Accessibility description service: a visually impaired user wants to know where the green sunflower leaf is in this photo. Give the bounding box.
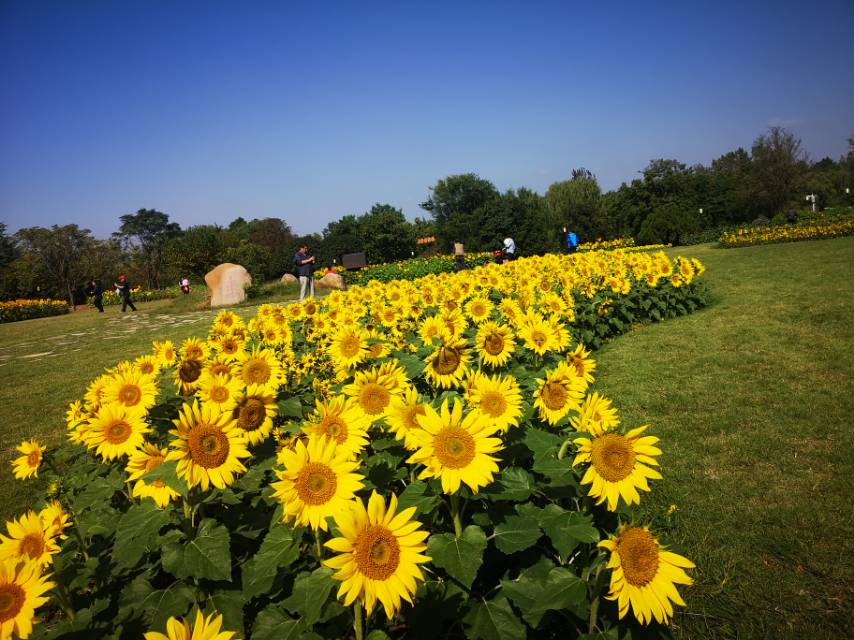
[141,459,189,497]
[397,353,427,379]
[397,481,440,517]
[242,524,302,599]
[493,514,541,554]
[501,565,587,627]
[277,396,304,419]
[282,567,336,627]
[112,501,171,569]
[538,505,599,558]
[427,525,487,589]
[462,595,527,640]
[484,467,534,502]
[161,518,231,582]
[251,604,304,640]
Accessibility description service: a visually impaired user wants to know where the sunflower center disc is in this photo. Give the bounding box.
[323,418,347,441]
[340,335,361,358]
[20,533,44,560]
[433,347,461,375]
[541,382,568,410]
[360,383,390,415]
[590,434,636,482]
[107,421,132,444]
[405,405,426,429]
[238,398,265,431]
[244,360,271,384]
[355,525,401,580]
[119,384,142,406]
[210,387,229,403]
[297,463,337,505]
[27,451,41,466]
[531,331,547,347]
[480,391,507,417]
[484,334,505,355]
[616,527,660,586]
[0,584,25,623]
[223,341,238,354]
[435,427,476,469]
[139,362,154,374]
[189,426,230,468]
[179,360,203,383]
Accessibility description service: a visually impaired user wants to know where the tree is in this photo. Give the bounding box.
[167,225,227,280]
[358,204,415,263]
[545,170,605,243]
[750,127,808,216]
[15,225,94,307]
[114,209,182,289]
[421,174,499,250]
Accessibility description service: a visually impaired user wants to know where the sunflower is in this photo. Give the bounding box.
[474,321,516,368]
[408,399,503,494]
[174,357,205,396]
[517,315,557,356]
[208,333,245,360]
[126,443,181,508]
[467,373,523,433]
[329,327,370,370]
[301,396,371,459]
[533,366,584,425]
[0,512,59,568]
[573,426,662,511]
[439,308,467,338]
[101,369,158,413]
[464,296,493,324]
[235,346,283,391]
[424,336,471,390]
[343,363,407,423]
[0,557,54,640]
[83,373,111,409]
[567,343,596,385]
[179,337,209,362]
[598,524,695,625]
[134,354,162,377]
[38,501,70,539]
[324,491,430,619]
[167,400,250,491]
[195,372,242,412]
[231,384,278,446]
[386,386,428,450]
[418,315,448,345]
[85,403,151,460]
[144,610,237,640]
[272,437,364,531]
[570,392,620,436]
[11,440,45,480]
[152,340,176,367]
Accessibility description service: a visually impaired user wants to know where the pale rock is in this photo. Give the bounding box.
[315,273,346,290]
[205,263,252,307]
[280,273,298,284]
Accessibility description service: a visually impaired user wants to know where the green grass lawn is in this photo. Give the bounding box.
[0,239,851,638]
[595,238,854,639]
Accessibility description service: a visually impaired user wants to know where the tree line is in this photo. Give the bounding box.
[1,127,851,305]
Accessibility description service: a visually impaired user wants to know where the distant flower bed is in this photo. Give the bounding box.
[719,219,854,248]
[345,253,494,286]
[97,286,182,306]
[0,299,69,323]
[577,237,636,252]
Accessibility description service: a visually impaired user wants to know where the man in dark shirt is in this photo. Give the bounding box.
[114,275,137,312]
[88,279,104,312]
[294,245,316,301]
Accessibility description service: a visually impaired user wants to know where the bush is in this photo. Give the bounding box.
[637,204,699,245]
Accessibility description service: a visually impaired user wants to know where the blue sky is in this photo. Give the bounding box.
[1,0,852,238]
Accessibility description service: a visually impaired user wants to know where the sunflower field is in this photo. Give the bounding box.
[344,253,494,287]
[0,299,69,324]
[718,218,854,248]
[5,250,707,640]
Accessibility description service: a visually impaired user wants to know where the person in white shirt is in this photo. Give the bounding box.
[503,237,516,260]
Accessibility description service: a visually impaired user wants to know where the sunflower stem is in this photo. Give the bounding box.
[315,531,324,561]
[588,595,600,633]
[557,438,573,460]
[449,494,463,538]
[353,600,364,640]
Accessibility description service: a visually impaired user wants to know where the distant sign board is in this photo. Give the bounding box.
[341,252,367,270]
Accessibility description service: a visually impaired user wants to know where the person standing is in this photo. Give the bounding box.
[114,275,137,312]
[502,236,516,261]
[180,277,190,294]
[294,244,316,301]
[88,279,104,313]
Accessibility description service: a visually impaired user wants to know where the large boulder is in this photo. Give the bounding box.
[315,273,346,290]
[280,273,298,284]
[205,263,252,307]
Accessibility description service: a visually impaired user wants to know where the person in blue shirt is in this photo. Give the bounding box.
[566,231,579,253]
[294,245,316,300]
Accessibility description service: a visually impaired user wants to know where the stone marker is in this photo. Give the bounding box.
[205,263,252,307]
[280,273,298,284]
[315,273,346,290]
